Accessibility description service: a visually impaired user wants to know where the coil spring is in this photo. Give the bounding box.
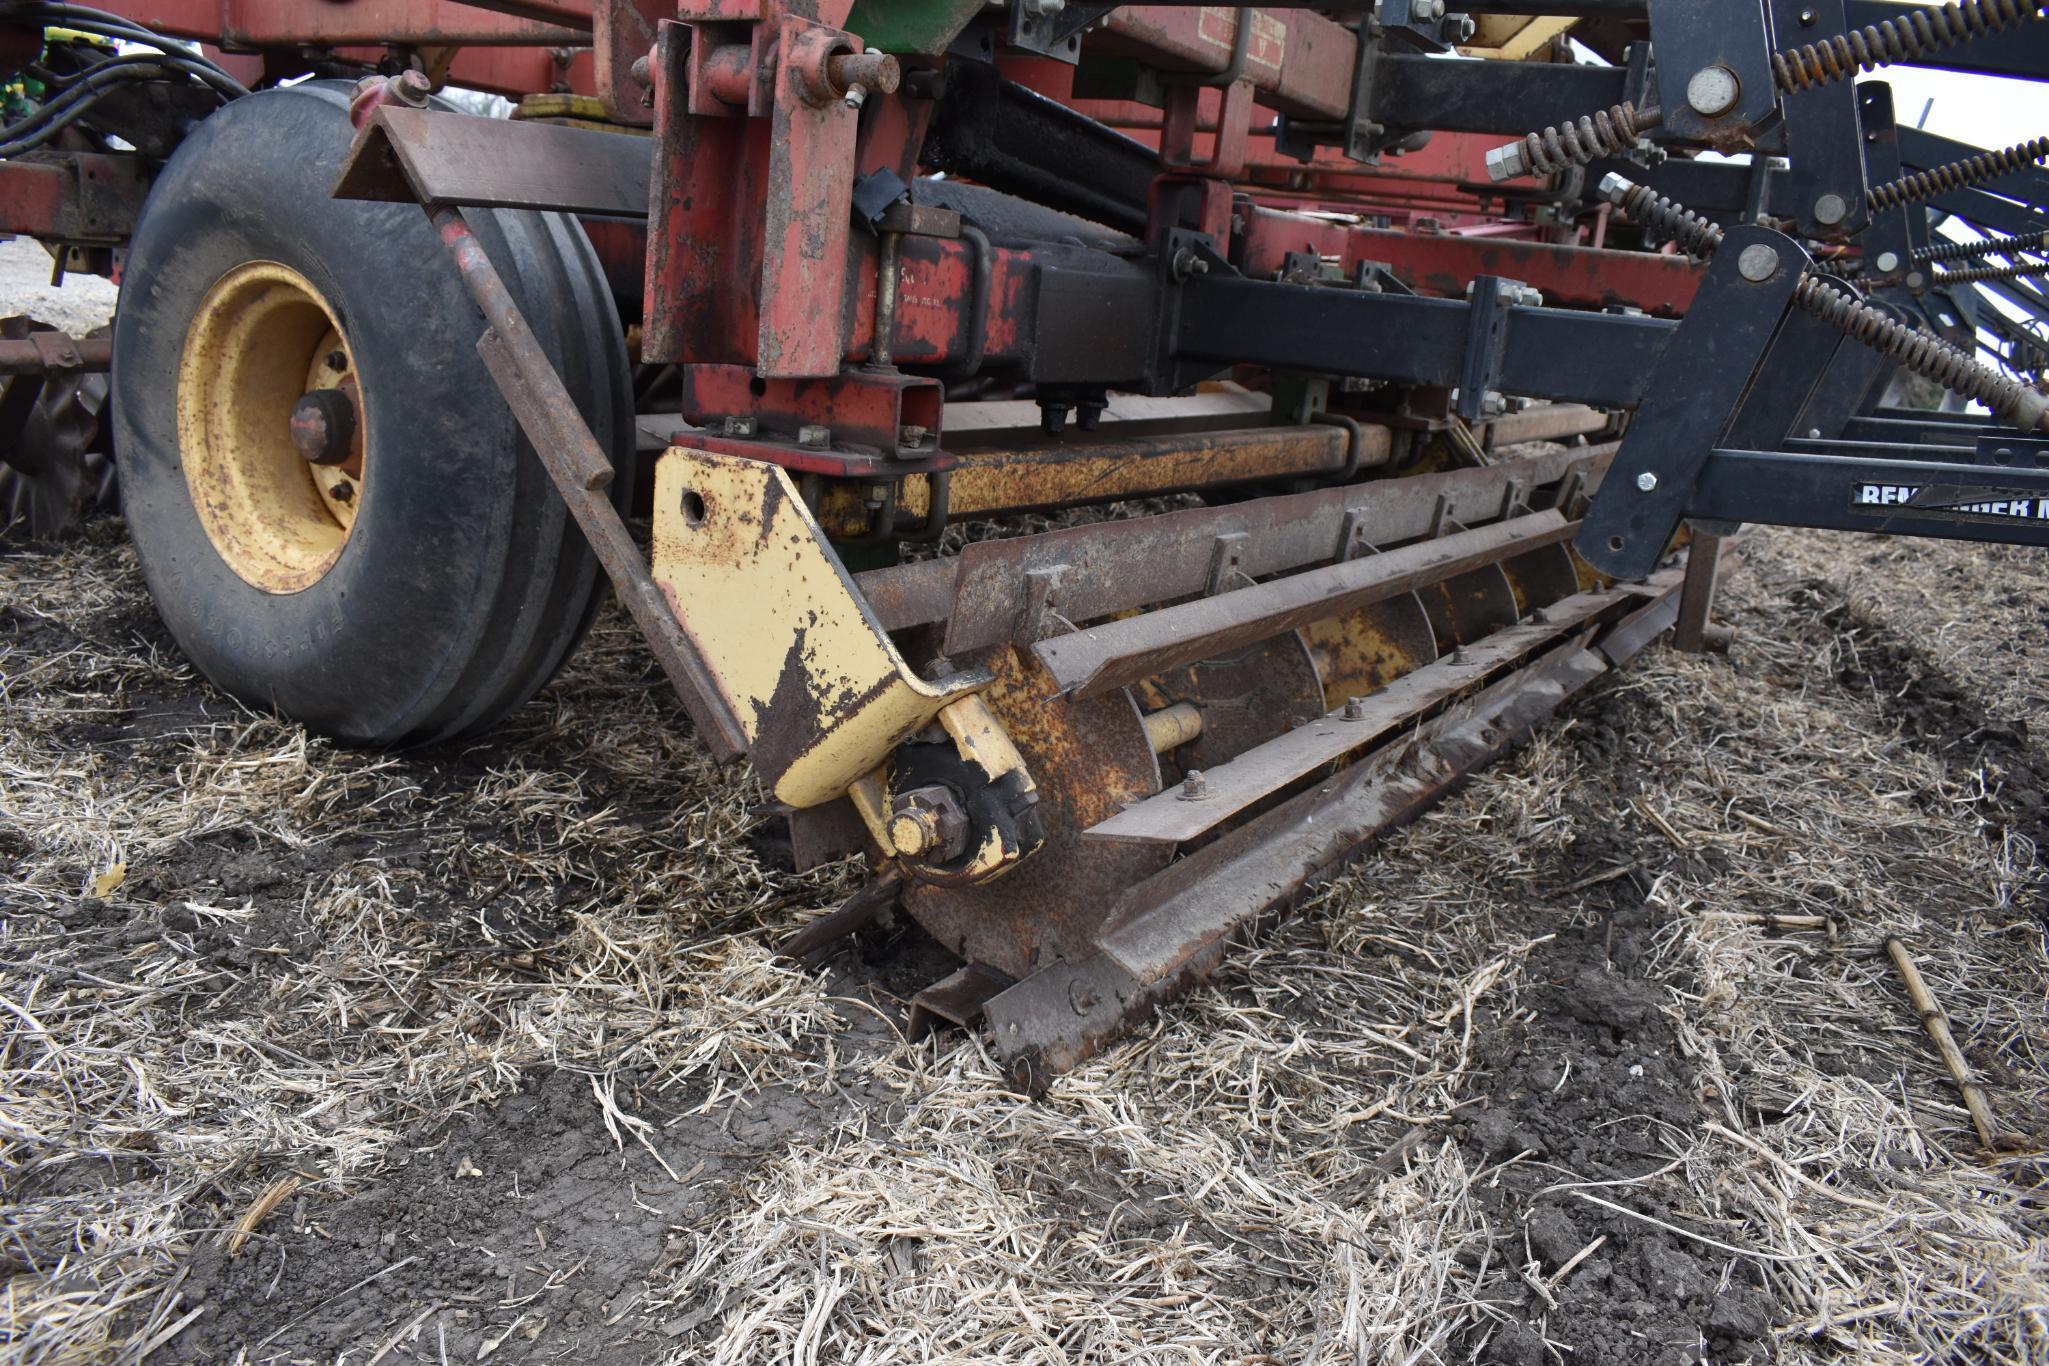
[1502,102,1650,177]
[1613,183,1726,258]
[1603,175,2049,430]
[1773,0,2046,92]
[1914,229,2049,264]
[1932,258,2049,285]
[1868,135,2049,212]
[1791,274,2047,427]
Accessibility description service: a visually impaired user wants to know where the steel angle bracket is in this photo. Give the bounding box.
[333,104,653,217]
[1577,224,1808,580]
[649,445,993,808]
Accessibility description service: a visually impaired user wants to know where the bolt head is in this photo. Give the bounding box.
[1485,143,1527,183]
[1874,251,1901,273]
[1685,64,1740,118]
[392,70,433,107]
[1736,243,1781,283]
[796,423,831,449]
[898,423,928,449]
[722,415,757,437]
[1812,192,1848,226]
[1635,471,1659,492]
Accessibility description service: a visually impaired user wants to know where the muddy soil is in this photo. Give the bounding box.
[8,509,2047,1362]
[1456,882,1772,1366]
[171,1053,894,1361]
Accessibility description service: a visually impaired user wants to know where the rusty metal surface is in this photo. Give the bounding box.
[780,874,900,960]
[784,797,869,872]
[1674,530,1730,652]
[335,105,652,214]
[134,0,591,46]
[1131,632,1325,780]
[983,632,1635,1093]
[1084,571,1677,848]
[935,422,1360,520]
[1417,560,1521,649]
[907,963,1017,1041]
[436,207,747,760]
[1497,541,1584,617]
[913,446,1614,649]
[1095,6,1359,121]
[1597,544,1745,663]
[1033,510,1577,701]
[0,154,150,244]
[902,646,1169,980]
[1483,403,1615,449]
[982,945,1215,1097]
[1301,594,1439,713]
[758,15,861,377]
[0,332,111,377]
[592,0,665,126]
[1091,641,1615,990]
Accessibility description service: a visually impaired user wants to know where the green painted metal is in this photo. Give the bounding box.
[842,0,986,55]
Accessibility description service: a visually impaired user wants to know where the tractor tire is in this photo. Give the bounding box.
[111,81,632,747]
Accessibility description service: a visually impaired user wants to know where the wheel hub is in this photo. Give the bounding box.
[177,262,367,593]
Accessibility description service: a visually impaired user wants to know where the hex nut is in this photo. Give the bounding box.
[1635,471,1659,492]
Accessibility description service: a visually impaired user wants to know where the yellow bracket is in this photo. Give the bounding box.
[650,445,988,808]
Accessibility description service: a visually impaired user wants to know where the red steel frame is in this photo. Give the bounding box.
[7,2,1704,445]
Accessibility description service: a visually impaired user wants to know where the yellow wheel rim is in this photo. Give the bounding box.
[177,262,366,593]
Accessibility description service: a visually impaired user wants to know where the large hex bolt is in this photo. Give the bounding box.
[887,784,968,862]
[289,389,359,466]
[348,69,432,131]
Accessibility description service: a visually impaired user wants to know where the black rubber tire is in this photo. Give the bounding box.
[112,82,632,747]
